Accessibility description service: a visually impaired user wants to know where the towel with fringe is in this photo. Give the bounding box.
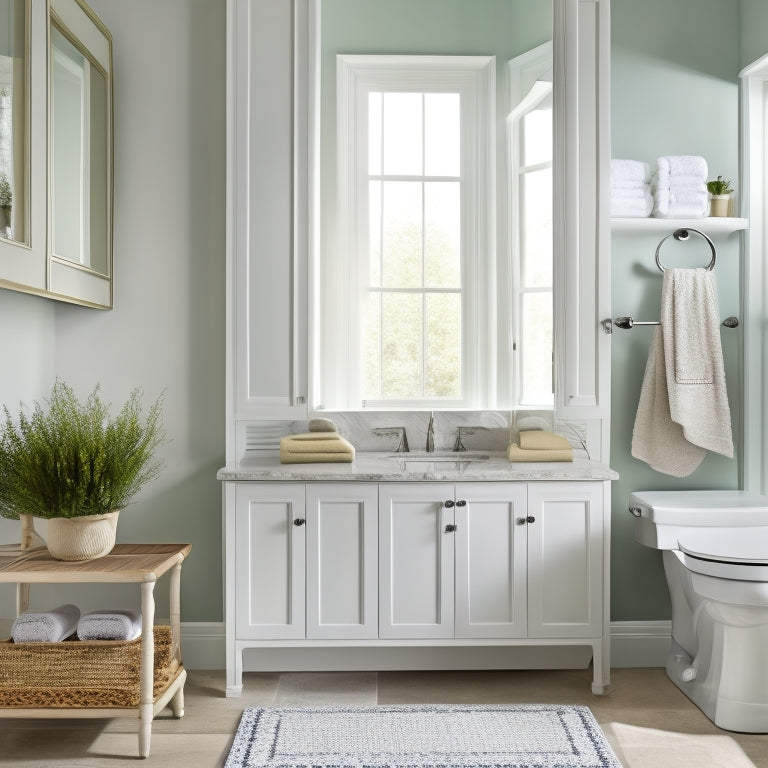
[280,432,355,463]
[631,268,733,476]
[77,608,142,641]
[12,604,80,643]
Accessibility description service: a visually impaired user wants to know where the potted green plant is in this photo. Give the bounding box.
[706,175,734,217]
[0,381,166,561]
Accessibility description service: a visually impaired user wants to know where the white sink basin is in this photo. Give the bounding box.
[385,452,490,462]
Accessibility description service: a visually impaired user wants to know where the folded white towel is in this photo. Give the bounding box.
[612,186,652,199]
[656,155,708,184]
[631,269,732,476]
[611,159,651,186]
[653,188,709,218]
[655,175,708,191]
[77,608,142,641]
[612,191,653,217]
[12,604,80,643]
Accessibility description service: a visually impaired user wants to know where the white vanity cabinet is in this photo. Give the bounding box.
[378,483,527,640]
[224,474,612,697]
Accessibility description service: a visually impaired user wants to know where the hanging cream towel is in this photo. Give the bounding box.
[631,268,733,477]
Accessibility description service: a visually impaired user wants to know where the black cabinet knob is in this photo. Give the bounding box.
[293,518,306,526]
[445,524,457,533]
[456,500,466,507]
[527,515,535,524]
[444,500,455,507]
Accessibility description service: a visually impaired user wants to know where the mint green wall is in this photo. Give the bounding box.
[740,0,768,70]
[610,0,742,620]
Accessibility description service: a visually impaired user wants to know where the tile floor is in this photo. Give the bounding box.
[0,667,766,767]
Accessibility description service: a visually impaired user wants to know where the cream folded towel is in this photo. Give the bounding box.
[12,604,80,643]
[631,268,732,476]
[507,444,573,462]
[519,430,571,451]
[77,609,142,641]
[280,433,355,464]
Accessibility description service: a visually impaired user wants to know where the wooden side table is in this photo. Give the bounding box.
[0,543,192,758]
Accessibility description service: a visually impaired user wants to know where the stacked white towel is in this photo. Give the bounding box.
[77,608,143,641]
[653,155,709,218]
[611,159,653,218]
[12,604,80,643]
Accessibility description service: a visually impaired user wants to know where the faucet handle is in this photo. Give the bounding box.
[373,426,410,453]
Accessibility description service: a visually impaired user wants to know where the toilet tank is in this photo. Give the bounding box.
[630,490,768,562]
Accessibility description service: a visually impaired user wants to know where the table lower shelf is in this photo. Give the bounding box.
[0,666,186,719]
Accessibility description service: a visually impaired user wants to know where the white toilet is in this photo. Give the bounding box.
[630,489,768,733]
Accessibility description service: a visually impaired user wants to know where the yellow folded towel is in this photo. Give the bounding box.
[507,443,573,462]
[519,430,572,451]
[279,433,355,464]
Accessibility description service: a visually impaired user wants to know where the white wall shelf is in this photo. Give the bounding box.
[611,217,748,236]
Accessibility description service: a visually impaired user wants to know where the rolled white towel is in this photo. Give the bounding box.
[656,156,708,188]
[12,604,80,643]
[77,608,142,641]
[611,159,651,187]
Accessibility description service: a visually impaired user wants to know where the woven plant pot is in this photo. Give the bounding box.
[46,510,120,561]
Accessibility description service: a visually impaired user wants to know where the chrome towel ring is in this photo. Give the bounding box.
[654,228,717,272]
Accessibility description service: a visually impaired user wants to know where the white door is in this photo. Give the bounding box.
[454,483,528,638]
[306,483,378,639]
[234,483,306,639]
[526,482,603,638]
[379,483,454,638]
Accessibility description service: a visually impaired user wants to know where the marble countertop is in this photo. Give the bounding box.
[217,452,619,482]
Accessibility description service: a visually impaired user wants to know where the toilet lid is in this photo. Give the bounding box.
[677,528,768,564]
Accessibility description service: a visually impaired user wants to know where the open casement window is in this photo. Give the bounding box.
[508,43,554,408]
[332,55,495,410]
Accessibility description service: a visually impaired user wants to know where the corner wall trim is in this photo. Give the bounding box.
[181,621,671,670]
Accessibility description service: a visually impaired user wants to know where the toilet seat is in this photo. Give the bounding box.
[677,548,768,582]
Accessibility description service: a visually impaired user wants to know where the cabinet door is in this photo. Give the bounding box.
[454,483,528,639]
[526,482,603,638]
[379,483,454,639]
[234,483,305,639]
[305,483,378,639]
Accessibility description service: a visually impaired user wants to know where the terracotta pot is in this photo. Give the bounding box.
[46,510,120,561]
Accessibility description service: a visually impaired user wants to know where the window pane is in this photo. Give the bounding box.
[381,292,423,398]
[522,168,552,288]
[0,0,27,243]
[382,92,422,176]
[426,292,461,398]
[424,181,460,289]
[424,93,460,177]
[369,180,381,286]
[521,291,553,405]
[363,292,382,398]
[382,180,422,288]
[368,92,382,175]
[522,93,552,167]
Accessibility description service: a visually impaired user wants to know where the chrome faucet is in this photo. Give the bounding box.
[373,426,409,453]
[426,412,435,453]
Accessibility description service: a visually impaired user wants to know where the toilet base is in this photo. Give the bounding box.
[667,639,768,733]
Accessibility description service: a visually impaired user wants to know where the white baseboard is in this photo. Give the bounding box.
[181,621,672,671]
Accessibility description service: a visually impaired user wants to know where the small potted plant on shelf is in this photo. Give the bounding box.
[0,381,166,561]
[706,175,734,217]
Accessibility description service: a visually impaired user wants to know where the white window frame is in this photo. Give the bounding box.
[507,43,553,408]
[331,54,495,410]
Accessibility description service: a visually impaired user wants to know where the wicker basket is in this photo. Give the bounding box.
[0,625,179,708]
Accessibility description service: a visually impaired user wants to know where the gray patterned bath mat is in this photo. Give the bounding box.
[225,704,622,768]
